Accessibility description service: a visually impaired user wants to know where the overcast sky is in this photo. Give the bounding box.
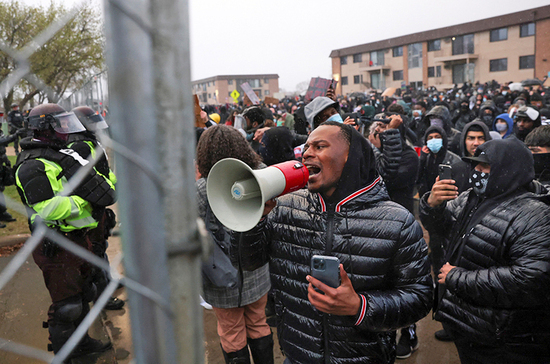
[18,0,550,91]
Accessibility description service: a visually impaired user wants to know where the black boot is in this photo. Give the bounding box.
[221,345,251,364]
[248,332,274,364]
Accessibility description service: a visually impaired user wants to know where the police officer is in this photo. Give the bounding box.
[69,106,123,310]
[0,128,25,227]
[14,103,116,358]
[7,103,24,155]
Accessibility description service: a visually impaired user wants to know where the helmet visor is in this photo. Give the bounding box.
[52,112,86,134]
[85,113,109,131]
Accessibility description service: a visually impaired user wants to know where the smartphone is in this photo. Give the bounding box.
[439,164,453,181]
[311,255,340,289]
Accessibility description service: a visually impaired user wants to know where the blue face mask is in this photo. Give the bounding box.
[427,138,443,153]
[415,110,422,117]
[326,113,343,123]
[495,122,508,132]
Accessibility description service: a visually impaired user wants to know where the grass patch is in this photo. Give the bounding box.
[0,155,30,237]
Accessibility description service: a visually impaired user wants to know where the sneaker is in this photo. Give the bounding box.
[395,329,419,359]
[434,329,453,341]
[104,297,125,310]
[0,212,16,222]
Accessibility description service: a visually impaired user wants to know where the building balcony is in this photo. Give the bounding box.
[359,63,391,72]
[434,54,478,63]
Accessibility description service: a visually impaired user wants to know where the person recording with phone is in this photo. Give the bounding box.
[231,121,433,364]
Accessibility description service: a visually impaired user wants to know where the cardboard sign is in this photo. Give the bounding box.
[194,94,205,128]
[264,96,279,105]
[240,82,261,105]
[305,77,338,102]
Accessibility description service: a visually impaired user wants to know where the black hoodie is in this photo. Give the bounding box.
[450,120,492,193]
[417,126,461,197]
[325,125,379,205]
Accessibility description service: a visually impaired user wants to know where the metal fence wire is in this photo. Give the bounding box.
[0,0,203,363]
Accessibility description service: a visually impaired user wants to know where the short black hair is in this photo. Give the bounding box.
[525,125,550,148]
[318,121,352,145]
[415,101,427,110]
[242,106,265,125]
[468,125,485,133]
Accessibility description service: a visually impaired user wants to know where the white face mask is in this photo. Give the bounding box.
[495,123,507,132]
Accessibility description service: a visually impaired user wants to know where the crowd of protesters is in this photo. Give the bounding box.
[196,78,550,364]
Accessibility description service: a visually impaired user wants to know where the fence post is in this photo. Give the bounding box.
[102,0,179,362]
[149,0,205,362]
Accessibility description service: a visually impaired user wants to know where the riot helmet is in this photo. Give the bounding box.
[71,106,109,132]
[27,103,86,134]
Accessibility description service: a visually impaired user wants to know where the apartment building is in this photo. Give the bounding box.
[330,5,550,95]
[192,74,279,104]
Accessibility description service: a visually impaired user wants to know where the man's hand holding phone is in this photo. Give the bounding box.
[307,264,361,316]
[427,175,458,208]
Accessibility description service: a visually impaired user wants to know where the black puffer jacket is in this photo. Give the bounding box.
[235,183,432,364]
[233,127,432,364]
[420,138,550,350]
[373,128,419,213]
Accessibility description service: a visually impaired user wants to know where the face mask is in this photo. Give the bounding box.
[502,91,508,96]
[415,110,422,117]
[495,123,508,132]
[433,97,438,102]
[326,113,343,123]
[430,118,444,128]
[482,115,493,125]
[483,98,487,102]
[426,138,443,153]
[469,169,490,196]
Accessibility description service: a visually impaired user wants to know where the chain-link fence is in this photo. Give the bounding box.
[0,0,202,363]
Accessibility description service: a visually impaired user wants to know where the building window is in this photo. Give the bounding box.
[207,82,210,87]
[265,90,270,95]
[393,70,403,81]
[427,39,441,52]
[353,53,362,63]
[436,65,441,77]
[520,22,535,37]
[392,46,403,57]
[354,75,361,84]
[408,43,422,69]
[341,76,348,85]
[249,79,260,88]
[370,50,384,66]
[490,58,508,72]
[428,67,435,78]
[228,91,232,97]
[340,56,348,65]
[519,55,535,69]
[452,34,474,55]
[208,93,211,99]
[490,28,508,42]
[228,79,233,85]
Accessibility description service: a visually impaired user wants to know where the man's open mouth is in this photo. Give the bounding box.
[306,165,321,177]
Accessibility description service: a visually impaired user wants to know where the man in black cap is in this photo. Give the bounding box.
[420,137,550,363]
[514,105,540,142]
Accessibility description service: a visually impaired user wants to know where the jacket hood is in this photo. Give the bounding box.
[423,125,449,151]
[492,113,514,139]
[325,127,380,206]
[465,137,534,198]
[460,119,492,156]
[304,97,338,129]
[425,106,452,135]
[478,101,497,128]
[258,127,295,166]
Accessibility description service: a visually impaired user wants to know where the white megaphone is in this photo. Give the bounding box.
[206,158,309,232]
